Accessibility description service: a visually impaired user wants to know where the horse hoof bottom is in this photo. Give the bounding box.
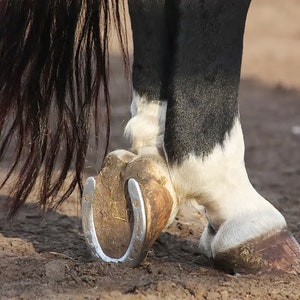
[81,150,176,267]
[214,230,300,275]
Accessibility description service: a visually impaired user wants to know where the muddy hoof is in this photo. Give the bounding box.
[81,150,176,267]
[214,230,300,275]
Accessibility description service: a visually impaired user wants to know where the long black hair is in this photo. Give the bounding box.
[0,0,129,217]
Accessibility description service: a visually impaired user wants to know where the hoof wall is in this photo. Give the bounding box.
[214,230,300,275]
[81,150,175,267]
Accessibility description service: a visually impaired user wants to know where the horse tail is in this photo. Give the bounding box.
[0,0,129,217]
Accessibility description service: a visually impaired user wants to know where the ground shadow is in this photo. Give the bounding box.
[0,195,90,260]
[0,194,212,269]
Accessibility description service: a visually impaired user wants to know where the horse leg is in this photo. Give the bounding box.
[164,0,300,274]
[82,1,178,264]
[125,0,167,156]
[124,0,179,222]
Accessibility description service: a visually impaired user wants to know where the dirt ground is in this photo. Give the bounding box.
[1,1,300,299]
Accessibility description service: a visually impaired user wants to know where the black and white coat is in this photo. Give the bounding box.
[125,0,286,259]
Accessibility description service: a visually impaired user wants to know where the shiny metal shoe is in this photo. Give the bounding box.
[81,150,177,267]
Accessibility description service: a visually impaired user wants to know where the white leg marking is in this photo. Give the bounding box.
[124,90,167,155]
[124,91,178,226]
[169,117,287,257]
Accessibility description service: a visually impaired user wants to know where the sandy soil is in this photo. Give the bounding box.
[1,1,300,299]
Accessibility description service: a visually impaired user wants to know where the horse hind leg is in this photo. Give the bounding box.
[164,0,300,274]
[124,0,167,157]
[124,0,179,223]
[82,1,179,264]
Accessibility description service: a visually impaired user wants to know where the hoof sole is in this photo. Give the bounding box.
[82,150,176,267]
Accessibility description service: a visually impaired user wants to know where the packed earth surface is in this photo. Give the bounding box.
[1,1,300,299]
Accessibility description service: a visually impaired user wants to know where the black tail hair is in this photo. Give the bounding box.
[0,0,129,217]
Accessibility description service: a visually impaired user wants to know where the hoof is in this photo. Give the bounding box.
[81,150,176,267]
[214,230,300,275]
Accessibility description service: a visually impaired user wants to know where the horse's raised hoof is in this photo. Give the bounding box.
[214,230,300,275]
[81,150,176,267]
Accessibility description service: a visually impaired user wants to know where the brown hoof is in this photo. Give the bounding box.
[82,150,176,267]
[214,230,300,275]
